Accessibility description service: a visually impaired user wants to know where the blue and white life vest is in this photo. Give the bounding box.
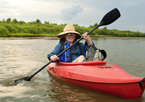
[59,42,86,62]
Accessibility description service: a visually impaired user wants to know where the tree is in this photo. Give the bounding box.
[6,18,11,23]
[19,21,26,24]
[12,18,18,23]
[36,19,41,24]
[44,21,49,24]
[28,21,36,24]
[103,27,107,30]
[2,19,5,23]
[89,23,98,28]
[94,23,98,27]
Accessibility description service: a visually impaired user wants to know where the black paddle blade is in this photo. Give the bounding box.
[99,8,121,26]
[11,76,31,85]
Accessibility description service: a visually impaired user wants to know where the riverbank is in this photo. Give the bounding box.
[1,35,145,40]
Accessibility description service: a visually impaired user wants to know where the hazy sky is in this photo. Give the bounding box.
[0,0,145,33]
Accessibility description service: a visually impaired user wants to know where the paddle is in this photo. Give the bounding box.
[12,8,121,85]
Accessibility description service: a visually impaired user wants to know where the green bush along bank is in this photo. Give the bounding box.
[0,18,145,37]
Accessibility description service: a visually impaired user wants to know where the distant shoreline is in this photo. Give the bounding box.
[0,36,145,40]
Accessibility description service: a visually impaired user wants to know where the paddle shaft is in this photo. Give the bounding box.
[27,61,52,79]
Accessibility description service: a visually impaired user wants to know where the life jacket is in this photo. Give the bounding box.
[59,41,86,62]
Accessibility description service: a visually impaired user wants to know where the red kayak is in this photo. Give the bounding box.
[47,61,145,99]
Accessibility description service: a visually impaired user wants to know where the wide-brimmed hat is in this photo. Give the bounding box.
[57,24,81,39]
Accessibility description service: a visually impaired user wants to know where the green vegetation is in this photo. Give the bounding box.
[0,18,145,37]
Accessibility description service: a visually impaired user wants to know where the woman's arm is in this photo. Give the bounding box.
[47,43,61,61]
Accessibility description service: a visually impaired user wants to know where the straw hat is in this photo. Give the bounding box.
[57,24,81,39]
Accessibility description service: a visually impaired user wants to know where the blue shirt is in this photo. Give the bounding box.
[47,41,94,62]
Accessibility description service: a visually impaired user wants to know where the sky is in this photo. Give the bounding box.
[0,0,145,33]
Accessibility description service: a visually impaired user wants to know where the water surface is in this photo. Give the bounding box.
[0,37,145,102]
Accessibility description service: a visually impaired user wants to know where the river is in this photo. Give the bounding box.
[0,37,145,102]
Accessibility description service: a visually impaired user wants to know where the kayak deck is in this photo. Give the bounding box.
[48,61,143,83]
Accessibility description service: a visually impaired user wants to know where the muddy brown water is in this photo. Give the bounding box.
[0,37,145,102]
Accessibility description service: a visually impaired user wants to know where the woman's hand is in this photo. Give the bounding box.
[50,55,59,61]
[83,32,89,40]
[82,32,92,46]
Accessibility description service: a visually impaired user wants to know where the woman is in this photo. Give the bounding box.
[47,24,94,67]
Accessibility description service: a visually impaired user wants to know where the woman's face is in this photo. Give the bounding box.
[65,33,76,43]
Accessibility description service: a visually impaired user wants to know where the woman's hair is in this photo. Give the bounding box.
[59,38,66,43]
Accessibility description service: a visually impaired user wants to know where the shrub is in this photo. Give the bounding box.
[0,26,9,36]
[29,25,40,34]
[4,24,17,33]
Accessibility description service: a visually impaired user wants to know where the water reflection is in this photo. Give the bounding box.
[47,73,110,102]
